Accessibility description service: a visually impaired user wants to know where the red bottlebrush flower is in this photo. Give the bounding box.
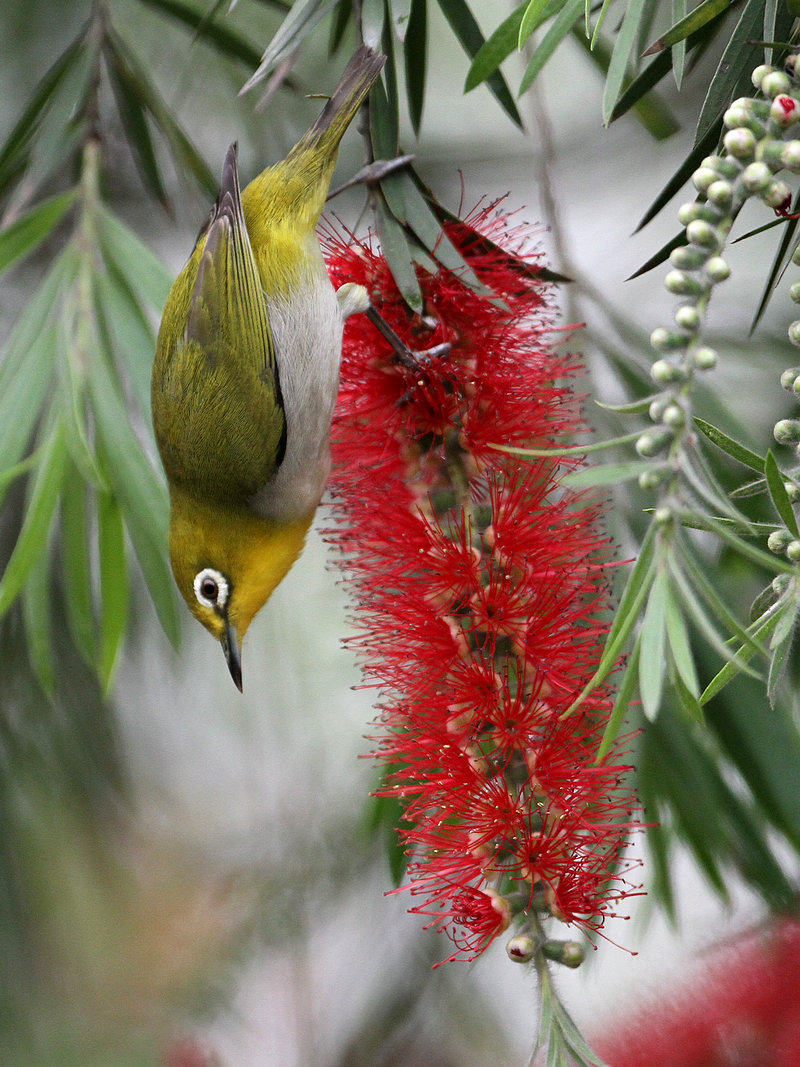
[324,201,639,963]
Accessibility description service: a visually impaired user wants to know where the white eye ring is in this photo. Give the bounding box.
[194,568,229,611]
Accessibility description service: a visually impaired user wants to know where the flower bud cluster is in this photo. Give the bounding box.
[643,63,800,539]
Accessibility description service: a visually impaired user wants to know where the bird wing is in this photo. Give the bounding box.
[159,143,287,500]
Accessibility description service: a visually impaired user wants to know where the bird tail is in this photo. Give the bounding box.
[287,45,385,164]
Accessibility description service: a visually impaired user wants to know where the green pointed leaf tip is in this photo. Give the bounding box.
[602,0,647,126]
[765,450,800,537]
[519,0,551,48]
[639,567,669,719]
[465,4,525,92]
[0,190,77,275]
[643,0,729,55]
[694,417,766,474]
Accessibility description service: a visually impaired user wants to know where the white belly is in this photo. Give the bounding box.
[249,274,343,523]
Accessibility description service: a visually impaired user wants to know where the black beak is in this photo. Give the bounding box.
[221,617,243,692]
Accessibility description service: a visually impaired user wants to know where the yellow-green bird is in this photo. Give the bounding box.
[152,46,385,690]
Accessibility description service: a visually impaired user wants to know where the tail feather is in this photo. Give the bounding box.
[287,45,385,163]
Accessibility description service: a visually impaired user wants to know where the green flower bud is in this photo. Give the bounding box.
[742,161,773,192]
[705,256,730,283]
[662,403,685,428]
[758,140,788,170]
[651,326,689,352]
[654,506,673,525]
[762,71,792,98]
[773,574,790,595]
[789,321,800,347]
[786,540,800,562]
[675,305,701,331]
[790,283,800,305]
[722,106,765,137]
[751,65,774,90]
[636,429,673,457]
[768,529,793,553]
[783,480,800,503]
[648,396,670,421]
[542,940,585,969]
[781,141,800,171]
[638,468,666,491]
[670,245,709,270]
[685,219,721,250]
[723,127,757,159]
[700,154,741,178]
[692,346,718,370]
[677,202,721,226]
[764,179,792,209]
[665,270,706,296]
[780,366,800,389]
[692,167,718,194]
[774,418,800,444]
[793,246,800,267]
[706,180,733,208]
[506,935,536,963]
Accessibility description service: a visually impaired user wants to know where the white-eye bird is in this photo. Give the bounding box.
[151,46,385,689]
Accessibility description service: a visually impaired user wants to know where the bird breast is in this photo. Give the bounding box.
[248,271,343,523]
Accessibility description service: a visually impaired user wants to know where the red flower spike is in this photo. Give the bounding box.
[324,203,639,963]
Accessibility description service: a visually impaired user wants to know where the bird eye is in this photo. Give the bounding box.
[193,568,229,611]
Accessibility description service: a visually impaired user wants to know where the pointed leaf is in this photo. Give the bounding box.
[602,0,646,126]
[639,565,669,719]
[643,0,730,55]
[519,0,551,47]
[133,0,264,67]
[694,0,764,148]
[240,0,339,93]
[700,598,789,704]
[597,640,641,760]
[97,487,129,690]
[694,416,766,474]
[635,120,721,232]
[765,449,800,537]
[60,460,97,665]
[375,197,423,312]
[404,0,428,133]
[627,230,687,280]
[519,0,583,96]
[0,418,67,620]
[465,3,525,91]
[0,190,76,275]
[561,460,655,488]
[99,207,172,312]
[435,0,523,126]
[671,0,687,88]
[389,0,413,40]
[750,198,800,332]
[665,580,700,697]
[22,543,55,695]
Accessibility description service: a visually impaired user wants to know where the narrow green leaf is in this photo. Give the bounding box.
[240,0,339,93]
[750,193,800,333]
[564,523,659,716]
[700,509,796,574]
[606,42,672,125]
[60,460,97,666]
[0,190,76,276]
[765,449,800,537]
[105,40,169,208]
[694,0,764,148]
[627,230,687,280]
[0,29,85,199]
[729,476,767,499]
[496,429,644,457]
[642,0,730,55]
[602,0,646,126]
[700,598,788,704]
[98,207,172,312]
[519,0,583,95]
[98,488,129,690]
[435,0,523,125]
[465,3,525,91]
[94,265,155,419]
[672,0,687,88]
[673,669,704,723]
[595,394,660,414]
[597,641,641,760]
[561,461,655,488]
[694,416,766,474]
[375,197,423,312]
[22,543,55,695]
[369,68,399,161]
[634,120,721,232]
[389,0,413,40]
[665,581,700,697]
[404,0,428,133]
[519,0,551,47]
[329,0,353,52]
[675,538,770,659]
[0,418,67,620]
[639,565,669,719]
[590,0,615,48]
[133,0,264,67]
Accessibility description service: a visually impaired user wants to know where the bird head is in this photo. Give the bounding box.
[167,487,313,689]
